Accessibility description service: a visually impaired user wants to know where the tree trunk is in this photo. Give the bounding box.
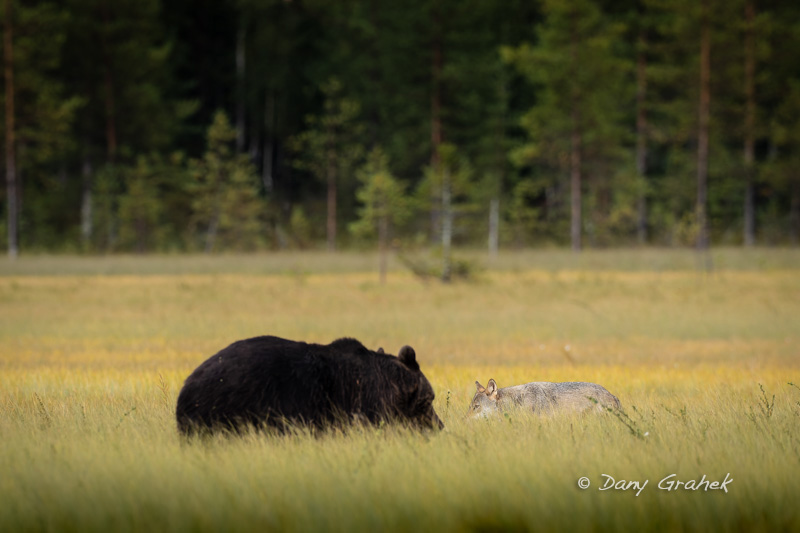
[81,156,93,250]
[100,0,117,164]
[430,2,443,243]
[569,11,581,252]
[489,72,507,260]
[4,0,17,258]
[636,30,648,245]
[367,0,382,147]
[205,206,220,253]
[743,0,756,247]
[696,1,711,257]
[790,183,799,246]
[326,147,337,252]
[488,197,499,260]
[570,109,582,252]
[248,118,259,162]
[235,16,246,153]
[378,209,388,284]
[262,90,274,193]
[441,166,452,282]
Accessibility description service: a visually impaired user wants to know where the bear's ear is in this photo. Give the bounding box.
[486,379,498,396]
[377,347,385,354]
[398,345,419,370]
[475,381,486,393]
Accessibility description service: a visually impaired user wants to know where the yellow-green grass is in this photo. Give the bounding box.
[1,253,799,531]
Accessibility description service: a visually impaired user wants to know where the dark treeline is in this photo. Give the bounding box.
[2,0,799,255]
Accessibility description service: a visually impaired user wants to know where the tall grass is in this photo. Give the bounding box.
[2,367,798,532]
[1,251,799,531]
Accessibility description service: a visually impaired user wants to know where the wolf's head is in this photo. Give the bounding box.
[468,379,499,418]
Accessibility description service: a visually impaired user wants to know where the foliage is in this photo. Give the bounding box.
[350,148,410,241]
[508,179,544,246]
[289,78,364,186]
[3,1,800,253]
[504,0,629,246]
[188,111,265,252]
[289,205,313,249]
[289,77,365,249]
[417,144,481,239]
[117,157,164,252]
[116,153,191,252]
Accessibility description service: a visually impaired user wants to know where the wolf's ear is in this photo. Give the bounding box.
[486,379,498,396]
[475,381,486,393]
[398,346,419,370]
[377,347,385,354]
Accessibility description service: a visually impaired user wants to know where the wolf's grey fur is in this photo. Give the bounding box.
[469,378,620,418]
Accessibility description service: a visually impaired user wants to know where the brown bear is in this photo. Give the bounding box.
[176,336,443,435]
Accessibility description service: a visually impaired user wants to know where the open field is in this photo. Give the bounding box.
[1,249,799,531]
[3,247,800,276]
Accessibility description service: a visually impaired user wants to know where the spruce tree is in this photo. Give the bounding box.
[189,111,264,252]
[505,0,628,250]
[350,148,410,283]
[290,78,364,251]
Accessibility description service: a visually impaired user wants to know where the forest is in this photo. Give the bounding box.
[2,0,799,255]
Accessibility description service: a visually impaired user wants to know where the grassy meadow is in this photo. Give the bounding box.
[1,248,799,532]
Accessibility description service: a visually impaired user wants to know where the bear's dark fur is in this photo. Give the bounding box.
[175,335,443,435]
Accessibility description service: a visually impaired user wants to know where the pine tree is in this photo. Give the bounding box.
[694,0,712,256]
[2,0,81,253]
[767,81,800,244]
[630,0,653,244]
[117,157,163,253]
[418,143,477,281]
[117,153,190,252]
[61,0,187,251]
[63,0,179,162]
[350,148,410,283]
[3,0,16,257]
[505,0,628,250]
[642,0,714,247]
[189,111,265,252]
[742,0,756,246]
[290,78,364,251]
[763,0,800,244]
